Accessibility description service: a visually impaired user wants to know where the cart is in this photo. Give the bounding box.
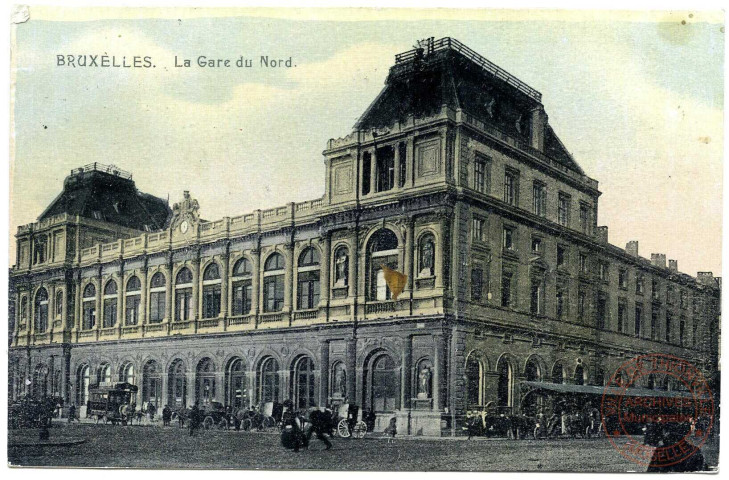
[87,382,138,425]
[331,403,367,439]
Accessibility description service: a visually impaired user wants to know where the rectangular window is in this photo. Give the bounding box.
[202,285,221,318]
[557,245,566,267]
[619,269,628,289]
[578,289,586,320]
[376,146,395,192]
[634,305,643,338]
[579,253,588,274]
[504,169,518,206]
[679,319,686,346]
[103,299,117,328]
[501,270,513,308]
[680,290,687,309]
[362,152,371,195]
[599,262,609,282]
[264,275,285,312]
[83,302,96,329]
[579,203,591,234]
[651,310,658,340]
[692,322,699,347]
[666,286,674,305]
[232,281,252,316]
[652,279,660,301]
[636,274,645,295]
[597,294,607,330]
[558,193,571,227]
[472,217,485,242]
[398,142,407,188]
[475,158,486,193]
[175,289,193,321]
[617,303,626,333]
[471,267,483,302]
[531,237,542,254]
[665,312,672,343]
[556,285,567,320]
[125,295,140,325]
[149,292,165,323]
[297,271,321,310]
[530,277,544,315]
[532,181,546,216]
[502,227,515,251]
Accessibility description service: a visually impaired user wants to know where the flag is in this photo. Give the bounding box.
[381,265,408,300]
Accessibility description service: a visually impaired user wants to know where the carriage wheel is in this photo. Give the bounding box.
[337,419,351,438]
[352,421,367,439]
[203,416,215,430]
[262,416,276,430]
[241,418,252,431]
[217,418,228,430]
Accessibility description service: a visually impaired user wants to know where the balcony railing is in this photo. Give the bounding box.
[198,318,220,329]
[366,301,397,314]
[259,312,284,323]
[293,309,317,321]
[228,315,253,326]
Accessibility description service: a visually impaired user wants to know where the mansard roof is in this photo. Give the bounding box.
[39,163,171,231]
[355,37,582,174]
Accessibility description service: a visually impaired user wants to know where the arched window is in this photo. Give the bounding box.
[331,362,347,399]
[525,358,541,382]
[33,234,48,264]
[82,283,96,330]
[465,355,483,409]
[370,353,399,412]
[233,257,252,276]
[202,263,221,319]
[647,374,656,390]
[367,229,399,301]
[175,268,193,322]
[593,367,606,387]
[196,358,216,407]
[103,281,118,328]
[292,356,316,409]
[20,296,28,325]
[226,358,247,409]
[333,247,349,288]
[33,364,49,399]
[97,363,111,384]
[34,288,49,333]
[143,360,162,408]
[76,364,90,406]
[258,357,280,404]
[232,258,253,316]
[574,365,586,386]
[125,276,141,326]
[149,273,166,323]
[55,289,63,319]
[552,362,564,385]
[167,359,187,409]
[497,359,513,408]
[418,233,436,277]
[523,358,544,415]
[297,248,320,310]
[119,362,135,385]
[263,253,285,313]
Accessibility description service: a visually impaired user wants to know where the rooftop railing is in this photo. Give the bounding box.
[70,162,132,180]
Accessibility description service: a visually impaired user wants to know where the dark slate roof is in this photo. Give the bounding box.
[39,165,171,231]
[355,38,582,174]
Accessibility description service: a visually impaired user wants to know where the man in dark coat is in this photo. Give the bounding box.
[162,405,172,426]
[307,409,333,450]
[189,404,201,436]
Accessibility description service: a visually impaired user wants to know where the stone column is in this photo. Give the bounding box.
[116,273,123,334]
[407,137,415,187]
[74,276,82,332]
[192,253,200,323]
[62,345,71,404]
[48,283,56,333]
[346,337,357,404]
[369,149,377,194]
[435,217,445,289]
[433,333,445,411]
[283,243,294,315]
[394,143,401,189]
[220,251,230,320]
[401,335,413,410]
[61,285,69,332]
[251,247,260,317]
[139,267,148,325]
[320,341,330,406]
[165,262,173,324]
[186,368,196,407]
[405,217,416,309]
[95,271,102,337]
[320,233,331,308]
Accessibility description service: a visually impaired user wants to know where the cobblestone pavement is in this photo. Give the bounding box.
[8,422,719,472]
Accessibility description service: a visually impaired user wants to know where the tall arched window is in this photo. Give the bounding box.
[497,359,513,408]
[76,364,90,406]
[125,276,141,325]
[196,358,216,407]
[368,229,399,301]
[202,263,221,319]
[33,364,49,398]
[20,296,28,326]
[297,248,320,310]
[103,281,118,328]
[418,233,436,277]
[168,359,187,409]
[263,253,285,313]
[593,367,606,387]
[523,357,544,415]
[175,268,194,321]
[143,360,162,408]
[333,246,349,288]
[574,365,586,386]
[552,362,564,385]
[331,362,347,399]
[292,356,316,409]
[55,289,63,319]
[82,284,96,330]
[370,353,399,412]
[97,363,111,384]
[232,258,253,316]
[149,273,166,323]
[465,355,483,409]
[258,357,280,403]
[226,358,247,409]
[34,288,49,333]
[119,362,135,385]
[525,358,541,382]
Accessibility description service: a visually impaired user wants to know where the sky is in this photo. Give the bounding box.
[9,8,724,277]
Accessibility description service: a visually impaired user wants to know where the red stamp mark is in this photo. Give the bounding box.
[601,353,714,469]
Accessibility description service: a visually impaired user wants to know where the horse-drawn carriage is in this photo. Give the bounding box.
[87,382,138,425]
[330,403,369,438]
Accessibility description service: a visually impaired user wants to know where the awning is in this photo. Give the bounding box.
[521,381,708,400]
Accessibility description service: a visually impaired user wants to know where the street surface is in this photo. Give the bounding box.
[8,421,719,472]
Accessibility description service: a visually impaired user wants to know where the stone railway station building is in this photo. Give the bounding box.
[9,38,720,436]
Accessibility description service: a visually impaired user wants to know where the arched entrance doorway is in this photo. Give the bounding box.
[142,360,162,409]
[168,359,187,409]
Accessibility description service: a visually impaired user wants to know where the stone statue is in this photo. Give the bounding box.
[418,366,432,398]
[333,365,346,397]
[420,240,434,276]
[335,252,348,287]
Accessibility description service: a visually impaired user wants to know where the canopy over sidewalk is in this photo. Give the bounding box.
[520,381,709,400]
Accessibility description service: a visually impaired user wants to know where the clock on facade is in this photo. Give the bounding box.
[180,220,189,233]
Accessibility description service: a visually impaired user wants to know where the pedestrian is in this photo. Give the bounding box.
[385,417,397,443]
[148,403,157,423]
[162,405,172,427]
[68,404,77,423]
[307,408,333,450]
[281,402,306,452]
[189,403,201,436]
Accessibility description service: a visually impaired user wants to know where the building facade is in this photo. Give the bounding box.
[9,38,720,436]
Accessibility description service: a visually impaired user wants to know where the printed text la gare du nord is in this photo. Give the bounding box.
[56,54,296,68]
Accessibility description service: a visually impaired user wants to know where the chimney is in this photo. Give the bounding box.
[596,226,608,243]
[626,241,639,257]
[697,272,715,286]
[530,106,547,151]
[651,253,666,268]
[668,259,678,272]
